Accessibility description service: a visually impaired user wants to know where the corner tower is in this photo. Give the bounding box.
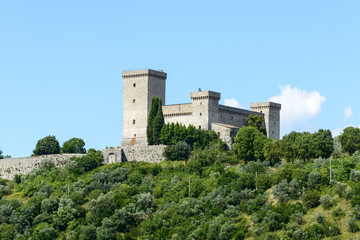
[250,102,281,140]
[121,69,167,146]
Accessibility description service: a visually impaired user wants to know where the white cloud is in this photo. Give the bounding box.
[344,106,353,120]
[224,98,243,109]
[269,85,326,133]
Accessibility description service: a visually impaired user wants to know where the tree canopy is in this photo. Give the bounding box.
[61,138,86,154]
[232,126,268,162]
[33,135,60,156]
[339,127,360,155]
[247,115,267,136]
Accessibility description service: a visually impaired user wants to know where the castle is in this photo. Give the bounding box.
[120,69,281,148]
[0,69,281,179]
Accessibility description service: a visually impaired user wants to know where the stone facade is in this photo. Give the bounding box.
[120,69,281,146]
[0,154,85,180]
[121,69,166,146]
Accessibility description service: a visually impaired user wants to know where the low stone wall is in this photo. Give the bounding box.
[122,145,166,163]
[102,145,166,164]
[0,154,85,180]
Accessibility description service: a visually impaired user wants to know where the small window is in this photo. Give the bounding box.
[220,115,223,118]
[200,102,202,105]
[133,83,136,87]
[243,119,245,123]
[260,111,262,113]
[133,99,136,103]
[274,122,276,125]
[134,134,136,137]
[133,119,136,124]
[218,132,220,137]
[198,126,201,130]
[200,113,202,116]
[272,131,274,135]
[231,116,234,120]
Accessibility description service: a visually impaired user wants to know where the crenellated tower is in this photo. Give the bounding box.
[121,69,167,146]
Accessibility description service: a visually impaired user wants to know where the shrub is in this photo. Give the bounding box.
[334,182,347,197]
[348,217,359,233]
[319,195,332,210]
[307,172,322,189]
[314,212,325,224]
[302,191,320,209]
[332,206,345,218]
[350,169,360,182]
[163,141,191,161]
[61,137,86,154]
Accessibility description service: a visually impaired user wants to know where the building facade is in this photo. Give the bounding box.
[120,69,281,149]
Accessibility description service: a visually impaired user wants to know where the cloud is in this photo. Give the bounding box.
[269,85,326,133]
[344,106,353,120]
[224,98,243,109]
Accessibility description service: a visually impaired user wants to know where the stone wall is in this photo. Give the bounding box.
[0,154,85,180]
[102,145,166,164]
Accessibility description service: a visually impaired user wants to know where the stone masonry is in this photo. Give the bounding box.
[0,154,85,180]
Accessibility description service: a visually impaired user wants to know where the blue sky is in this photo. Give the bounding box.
[1,1,359,158]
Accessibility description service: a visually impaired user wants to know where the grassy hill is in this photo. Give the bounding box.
[1,144,360,239]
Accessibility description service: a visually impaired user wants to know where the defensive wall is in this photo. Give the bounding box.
[0,154,85,180]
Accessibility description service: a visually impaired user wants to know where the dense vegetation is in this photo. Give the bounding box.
[1,126,360,239]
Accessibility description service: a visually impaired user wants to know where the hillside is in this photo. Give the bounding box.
[1,143,360,240]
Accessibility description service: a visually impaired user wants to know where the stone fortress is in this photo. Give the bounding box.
[103,69,281,163]
[0,68,281,179]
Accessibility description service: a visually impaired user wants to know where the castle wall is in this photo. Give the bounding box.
[0,154,85,180]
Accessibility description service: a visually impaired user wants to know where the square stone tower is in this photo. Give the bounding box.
[121,69,167,146]
[250,102,281,140]
[190,91,221,130]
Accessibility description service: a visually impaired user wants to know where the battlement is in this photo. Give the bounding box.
[190,91,221,100]
[250,101,282,110]
[122,69,167,80]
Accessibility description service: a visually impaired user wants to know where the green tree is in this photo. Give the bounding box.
[0,149,3,159]
[61,137,86,153]
[0,223,17,240]
[152,98,165,145]
[247,115,267,136]
[147,97,164,145]
[33,135,60,156]
[147,97,159,145]
[233,126,267,162]
[264,140,282,165]
[312,129,334,158]
[339,127,360,155]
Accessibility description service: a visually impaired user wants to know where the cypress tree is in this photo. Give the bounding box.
[152,98,165,145]
[147,97,159,145]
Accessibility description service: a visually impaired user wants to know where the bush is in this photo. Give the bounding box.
[307,172,323,189]
[33,135,60,156]
[332,206,345,218]
[348,217,359,233]
[163,141,191,161]
[334,182,347,197]
[319,195,332,210]
[302,191,320,209]
[350,169,360,182]
[67,149,104,174]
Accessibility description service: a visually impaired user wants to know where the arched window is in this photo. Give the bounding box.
[133,119,136,124]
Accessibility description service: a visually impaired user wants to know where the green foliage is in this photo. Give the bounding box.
[160,122,222,150]
[247,114,267,136]
[61,137,86,153]
[0,223,17,240]
[233,126,267,162]
[7,135,360,239]
[340,126,360,155]
[67,148,104,174]
[263,140,282,165]
[302,191,320,209]
[147,97,164,145]
[163,141,191,161]
[33,135,60,156]
[281,129,334,161]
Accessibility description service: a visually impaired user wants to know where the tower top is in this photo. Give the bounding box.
[122,69,167,80]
